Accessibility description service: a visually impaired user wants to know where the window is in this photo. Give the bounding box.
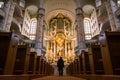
[84,19,92,40]
[29,18,37,40]
[30,21,37,34]
[84,19,91,34]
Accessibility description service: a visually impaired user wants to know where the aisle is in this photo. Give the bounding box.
[32,76,86,80]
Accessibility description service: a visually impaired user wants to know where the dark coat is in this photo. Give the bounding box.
[57,58,64,69]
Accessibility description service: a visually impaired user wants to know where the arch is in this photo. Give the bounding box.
[84,18,92,40]
[45,9,75,27]
[29,18,37,40]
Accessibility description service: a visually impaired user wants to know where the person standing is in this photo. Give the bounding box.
[57,57,64,76]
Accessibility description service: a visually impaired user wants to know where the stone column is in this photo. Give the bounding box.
[106,0,120,31]
[35,8,45,56]
[106,0,116,31]
[3,0,15,31]
[76,7,86,55]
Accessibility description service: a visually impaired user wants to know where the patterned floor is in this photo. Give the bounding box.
[32,76,86,80]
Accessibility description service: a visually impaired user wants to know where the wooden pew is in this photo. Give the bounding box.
[47,63,54,75]
[78,54,84,74]
[89,45,104,74]
[99,31,120,75]
[81,50,91,74]
[28,52,37,74]
[14,45,30,74]
[72,60,76,75]
[76,59,79,74]
[70,63,74,75]
[0,32,19,75]
[40,58,44,75]
[36,56,41,74]
[43,60,46,75]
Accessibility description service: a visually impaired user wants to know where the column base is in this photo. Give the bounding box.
[79,41,86,49]
[35,49,42,56]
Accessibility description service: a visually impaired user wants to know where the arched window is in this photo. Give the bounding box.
[29,18,37,40]
[84,18,92,40]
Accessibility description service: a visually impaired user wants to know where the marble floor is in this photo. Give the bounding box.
[32,76,86,80]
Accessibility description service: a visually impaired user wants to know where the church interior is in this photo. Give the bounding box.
[0,0,120,80]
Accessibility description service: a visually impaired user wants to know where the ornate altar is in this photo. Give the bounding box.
[45,13,76,65]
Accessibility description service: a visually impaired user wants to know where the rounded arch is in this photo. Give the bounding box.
[30,18,37,21]
[29,18,37,40]
[45,9,75,27]
[45,0,76,15]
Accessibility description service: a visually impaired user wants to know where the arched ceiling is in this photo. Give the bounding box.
[45,0,76,25]
[45,0,76,15]
[25,0,96,19]
[45,9,75,26]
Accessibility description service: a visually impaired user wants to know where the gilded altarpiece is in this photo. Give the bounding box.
[45,13,76,64]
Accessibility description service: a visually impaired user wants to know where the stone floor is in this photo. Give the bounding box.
[32,76,86,80]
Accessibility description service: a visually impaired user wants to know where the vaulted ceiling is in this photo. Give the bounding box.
[25,0,96,23]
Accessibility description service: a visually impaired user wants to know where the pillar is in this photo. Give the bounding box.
[106,0,119,31]
[2,0,15,31]
[76,7,86,55]
[35,8,45,56]
[108,0,120,31]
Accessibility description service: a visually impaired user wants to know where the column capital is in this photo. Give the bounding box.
[76,7,83,15]
[38,8,45,16]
